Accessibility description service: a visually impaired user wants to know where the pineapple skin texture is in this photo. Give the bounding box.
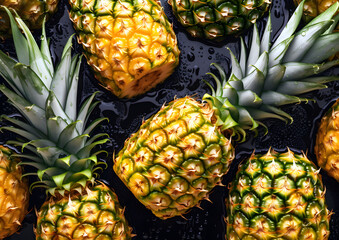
[169,0,270,40]
[114,97,235,219]
[69,0,180,98]
[0,146,29,239]
[36,183,132,240]
[315,98,339,182]
[0,0,59,39]
[226,150,330,239]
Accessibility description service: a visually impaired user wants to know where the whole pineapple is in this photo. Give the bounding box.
[0,8,132,239]
[0,146,29,239]
[315,98,339,181]
[68,0,180,98]
[168,0,270,40]
[0,0,59,39]
[226,149,331,239]
[113,1,339,219]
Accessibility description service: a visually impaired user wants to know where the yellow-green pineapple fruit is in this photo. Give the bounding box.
[36,183,132,240]
[226,149,331,239]
[0,0,59,39]
[0,146,29,239]
[114,96,235,219]
[114,2,339,219]
[315,98,339,181]
[69,0,180,98]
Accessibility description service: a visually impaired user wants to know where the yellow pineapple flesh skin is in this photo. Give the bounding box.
[114,97,235,219]
[35,183,132,240]
[69,0,180,98]
[0,0,59,39]
[0,145,29,239]
[315,98,339,181]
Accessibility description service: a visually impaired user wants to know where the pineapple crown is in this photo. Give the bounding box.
[203,1,339,141]
[0,8,108,196]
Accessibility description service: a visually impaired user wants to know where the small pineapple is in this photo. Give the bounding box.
[226,149,331,239]
[68,0,180,98]
[0,8,132,239]
[0,146,29,239]
[168,0,270,40]
[0,0,59,39]
[315,98,339,181]
[113,2,339,219]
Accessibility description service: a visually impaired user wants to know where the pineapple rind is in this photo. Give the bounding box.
[69,0,180,98]
[226,149,331,239]
[168,0,270,40]
[36,183,132,240]
[114,97,235,219]
[0,146,29,239]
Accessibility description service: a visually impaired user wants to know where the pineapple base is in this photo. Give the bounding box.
[36,183,132,240]
[96,59,178,99]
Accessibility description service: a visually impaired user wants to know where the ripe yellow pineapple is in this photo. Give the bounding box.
[0,145,29,239]
[315,98,339,181]
[0,0,59,39]
[69,0,180,98]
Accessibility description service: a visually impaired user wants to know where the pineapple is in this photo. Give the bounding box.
[0,146,29,239]
[315,98,339,181]
[168,0,270,40]
[0,8,132,239]
[113,1,339,219]
[0,0,59,39]
[68,0,180,98]
[226,149,331,239]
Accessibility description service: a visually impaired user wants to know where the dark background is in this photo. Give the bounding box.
[0,0,338,239]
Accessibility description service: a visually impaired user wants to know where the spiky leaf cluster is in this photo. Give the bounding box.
[0,8,108,195]
[203,1,339,141]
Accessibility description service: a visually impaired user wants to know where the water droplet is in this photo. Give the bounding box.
[208,48,215,54]
[200,46,203,50]
[187,52,195,62]
[301,31,306,36]
[208,56,212,60]
[191,47,195,51]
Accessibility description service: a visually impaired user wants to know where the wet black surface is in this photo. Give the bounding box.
[0,0,338,239]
